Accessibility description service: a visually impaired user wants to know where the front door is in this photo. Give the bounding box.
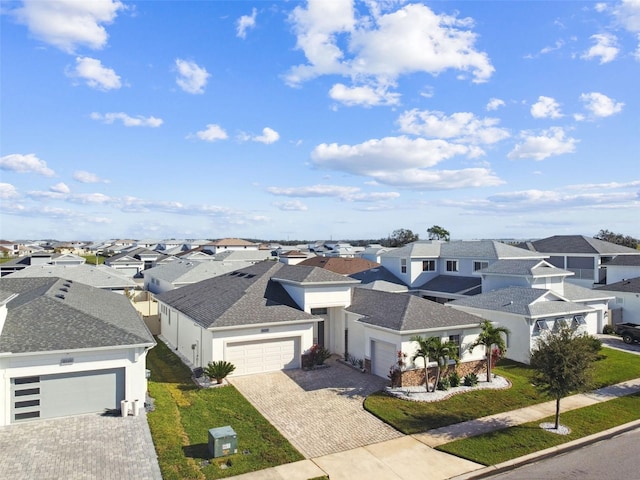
[317,321,325,348]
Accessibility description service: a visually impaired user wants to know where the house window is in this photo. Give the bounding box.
[553,318,568,331]
[401,258,407,274]
[422,260,436,272]
[534,320,549,333]
[449,334,461,358]
[446,260,459,272]
[473,261,489,272]
[311,308,328,315]
[572,315,587,328]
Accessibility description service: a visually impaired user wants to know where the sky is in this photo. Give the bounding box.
[1,0,639,242]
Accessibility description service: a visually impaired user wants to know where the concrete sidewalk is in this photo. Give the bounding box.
[228,377,640,479]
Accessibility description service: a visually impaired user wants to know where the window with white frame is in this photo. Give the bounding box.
[446,260,459,272]
[534,320,550,333]
[449,334,461,358]
[422,260,436,272]
[473,261,489,272]
[572,315,587,328]
[401,258,407,274]
[553,318,568,331]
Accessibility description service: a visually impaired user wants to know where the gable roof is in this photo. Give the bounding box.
[348,266,408,292]
[518,235,640,255]
[0,277,154,354]
[346,288,481,332]
[271,264,360,285]
[4,264,137,289]
[156,261,317,329]
[480,259,572,277]
[297,256,380,275]
[449,286,592,318]
[208,238,258,247]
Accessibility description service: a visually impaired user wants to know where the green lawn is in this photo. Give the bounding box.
[146,340,304,480]
[436,392,640,465]
[364,347,640,434]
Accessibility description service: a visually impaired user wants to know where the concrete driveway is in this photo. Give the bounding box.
[0,412,162,480]
[230,356,403,458]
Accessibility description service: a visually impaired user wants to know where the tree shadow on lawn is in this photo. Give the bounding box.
[182,443,209,459]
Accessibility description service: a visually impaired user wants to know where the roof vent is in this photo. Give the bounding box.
[55,294,66,300]
[60,287,69,292]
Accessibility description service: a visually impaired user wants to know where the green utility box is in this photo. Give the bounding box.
[208,426,238,458]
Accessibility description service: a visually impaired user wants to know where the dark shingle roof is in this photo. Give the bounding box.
[0,277,154,354]
[480,259,571,277]
[346,288,481,331]
[156,261,318,329]
[349,266,407,291]
[519,235,640,255]
[416,275,481,296]
[604,255,640,266]
[272,264,359,284]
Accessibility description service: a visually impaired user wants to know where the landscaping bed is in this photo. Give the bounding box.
[146,339,303,480]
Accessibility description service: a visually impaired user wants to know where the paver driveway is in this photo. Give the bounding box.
[230,356,403,458]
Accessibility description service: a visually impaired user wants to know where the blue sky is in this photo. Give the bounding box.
[1,0,639,242]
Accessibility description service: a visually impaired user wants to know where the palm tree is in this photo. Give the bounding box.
[411,336,459,392]
[470,320,510,382]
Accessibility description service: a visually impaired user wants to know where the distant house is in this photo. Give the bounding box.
[203,238,260,255]
[105,247,170,277]
[602,255,640,285]
[0,277,155,425]
[0,252,86,277]
[517,235,640,287]
[297,256,381,275]
[143,259,242,294]
[278,250,313,265]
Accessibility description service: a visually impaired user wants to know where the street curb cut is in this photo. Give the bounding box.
[448,419,640,480]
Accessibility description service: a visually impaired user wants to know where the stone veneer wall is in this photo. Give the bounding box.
[395,360,486,388]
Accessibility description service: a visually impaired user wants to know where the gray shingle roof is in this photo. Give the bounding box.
[520,235,640,255]
[143,259,241,284]
[346,288,481,331]
[349,266,408,292]
[480,259,571,277]
[415,275,481,295]
[594,277,640,294]
[4,264,137,289]
[604,255,640,266]
[272,264,360,284]
[449,287,592,318]
[156,261,318,329]
[380,240,544,260]
[0,277,154,354]
[561,282,615,302]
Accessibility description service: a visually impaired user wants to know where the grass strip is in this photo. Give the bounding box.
[436,392,640,465]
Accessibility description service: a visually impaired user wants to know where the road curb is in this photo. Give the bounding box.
[448,419,640,479]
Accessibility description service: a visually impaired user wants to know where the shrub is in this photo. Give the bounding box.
[602,324,614,335]
[464,373,479,387]
[449,371,461,388]
[307,344,331,366]
[437,376,450,391]
[203,361,236,384]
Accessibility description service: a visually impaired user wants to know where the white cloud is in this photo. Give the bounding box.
[486,98,505,111]
[397,109,510,145]
[329,83,401,107]
[612,0,640,60]
[237,8,257,39]
[273,200,308,211]
[366,167,504,189]
[581,33,619,63]
[192,124,228,142]
[69,57,121,90]
[286,2,493,96]
[0,183,19,199]
[530,96,563,119]
[267,184,400,202]
[50,182,70,194]
[90,112,163,127]
[73,171,109,184]
[0,153,55,176]
[508,127,578,161]
[12,0,124,53]
[175,59,210,94]
[253,127,280,144]
[578,92,624,118]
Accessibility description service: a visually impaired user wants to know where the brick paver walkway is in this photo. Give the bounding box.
[0,412,162,480]
[230,356,403,458]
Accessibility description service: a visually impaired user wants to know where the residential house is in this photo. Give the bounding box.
[601,255,640,285]
[378,240,545,302]
[0,252,86,277]
[516,235,640,287]
[297,256,381,275]
[0,277,155,425]
[155,260,486,383]
[594,277,640,325]
[105,247,170,277]
[202,238,260,255]
[143,259,243,294]
[0,241,20,258]
[278,250,313,265]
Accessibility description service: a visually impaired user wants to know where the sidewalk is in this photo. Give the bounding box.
[228,377,640,479]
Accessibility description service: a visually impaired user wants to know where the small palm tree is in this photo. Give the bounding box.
[470,320,510,382]
[411,335,439,391]
[204,361,236,384]
[430,338,460,389]
[411,336,458,392]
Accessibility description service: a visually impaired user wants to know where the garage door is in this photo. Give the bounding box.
[372,340,397,379]
[226,337,300,376]
[10,368,125,423]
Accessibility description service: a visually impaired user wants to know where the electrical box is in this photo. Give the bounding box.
[208,426,237,458]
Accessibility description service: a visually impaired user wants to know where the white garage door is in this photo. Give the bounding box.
[226,337,300,376]
[372,340,397,379]
[10,368,125,423]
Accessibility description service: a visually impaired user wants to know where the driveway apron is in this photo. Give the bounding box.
[230,357,403,458]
